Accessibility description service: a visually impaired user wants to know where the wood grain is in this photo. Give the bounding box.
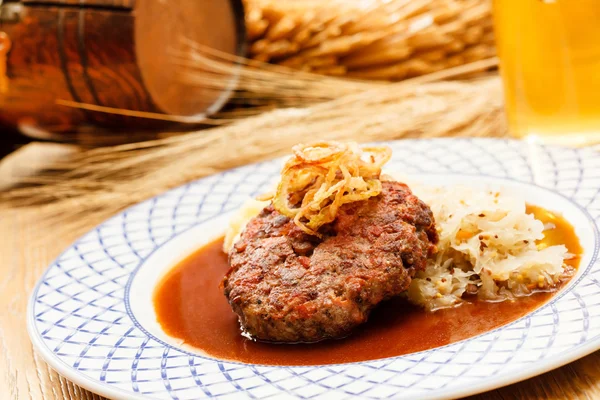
[0,0,244,136]
[0,4,161,133]
[2,145,600,400]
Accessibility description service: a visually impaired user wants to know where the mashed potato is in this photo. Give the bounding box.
[225,182,570,312]
[223,199,270,253]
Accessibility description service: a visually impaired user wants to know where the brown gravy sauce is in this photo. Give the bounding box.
[153,205,582,366]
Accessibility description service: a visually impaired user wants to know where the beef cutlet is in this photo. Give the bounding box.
[223,181,438,343]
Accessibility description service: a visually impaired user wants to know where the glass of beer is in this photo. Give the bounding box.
[492,0,600,142]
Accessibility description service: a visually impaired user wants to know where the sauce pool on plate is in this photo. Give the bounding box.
[153,205,582,366]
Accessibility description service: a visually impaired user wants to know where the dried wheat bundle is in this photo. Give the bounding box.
[244,0,496,80]
[2,75,506,230]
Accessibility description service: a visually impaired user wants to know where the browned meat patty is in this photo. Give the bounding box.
[223,181,438,343]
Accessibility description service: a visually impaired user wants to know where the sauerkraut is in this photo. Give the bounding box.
[407,185,569,310]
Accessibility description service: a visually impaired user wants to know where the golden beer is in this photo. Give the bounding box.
[492,0,600,140]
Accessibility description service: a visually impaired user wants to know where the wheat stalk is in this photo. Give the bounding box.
[245,0,496,80]
[1,75,506,231]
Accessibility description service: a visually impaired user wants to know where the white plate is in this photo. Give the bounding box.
[28,139,600,400]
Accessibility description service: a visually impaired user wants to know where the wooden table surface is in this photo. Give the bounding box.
[2,143,600,400]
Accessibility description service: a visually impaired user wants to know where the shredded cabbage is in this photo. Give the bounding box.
[407,185,569,310]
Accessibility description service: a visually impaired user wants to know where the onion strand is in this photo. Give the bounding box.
[263,141,392,236]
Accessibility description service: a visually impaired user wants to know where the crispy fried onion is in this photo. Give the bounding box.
[261,141,392,237]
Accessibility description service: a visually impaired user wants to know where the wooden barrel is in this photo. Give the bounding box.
[0,0,245,137]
